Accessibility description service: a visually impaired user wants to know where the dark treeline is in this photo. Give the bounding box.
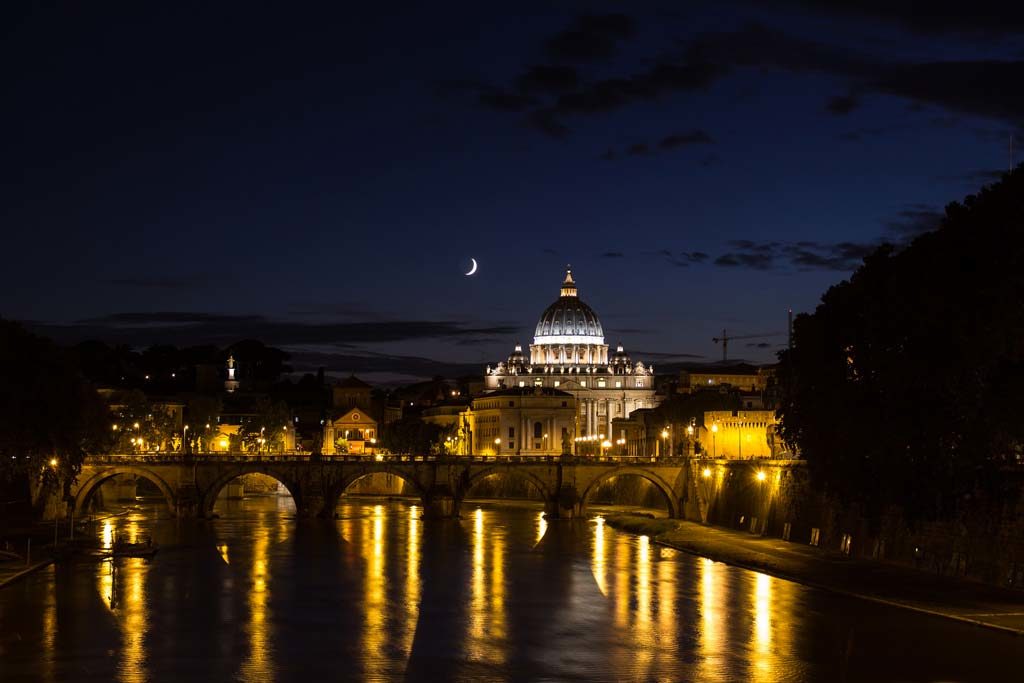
[778,165,1024,525]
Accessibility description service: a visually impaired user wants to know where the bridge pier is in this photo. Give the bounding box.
[421,486,459,518]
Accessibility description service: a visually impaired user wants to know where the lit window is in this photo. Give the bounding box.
[636,379,643,387]
[553,380,560,387]
[597,380,606,388]
[518,381,525,387]
[580,380,587,387]
[615,381,622,388]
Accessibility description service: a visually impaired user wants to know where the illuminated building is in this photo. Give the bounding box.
[485,268,659,440]
[462,387,576,455]
[323,407,378,455]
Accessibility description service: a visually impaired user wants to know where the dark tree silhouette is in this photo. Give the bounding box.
[777,166,1024,523]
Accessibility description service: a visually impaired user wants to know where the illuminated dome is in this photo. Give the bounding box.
[529,268,609,366]
[533,268,605,344]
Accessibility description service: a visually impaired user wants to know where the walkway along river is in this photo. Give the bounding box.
[0,496,1021,681]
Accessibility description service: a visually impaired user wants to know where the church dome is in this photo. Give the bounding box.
[533,268,605,344]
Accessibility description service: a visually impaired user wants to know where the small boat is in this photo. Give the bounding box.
[111,537,159,559]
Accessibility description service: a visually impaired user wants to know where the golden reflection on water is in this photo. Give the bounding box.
[752,572,773,682]
[466,507,507,668]
[119,559,148,683]
[699,558,725,680]
[361,504,387,667]
[536,510,547,544]
[403,505,421,655]
[42,566,56,682]
[592,516,608,595]
[241,522,272,681]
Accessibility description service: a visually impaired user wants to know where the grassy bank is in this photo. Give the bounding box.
[601,513,680,538]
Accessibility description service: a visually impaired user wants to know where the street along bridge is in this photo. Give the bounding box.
[69,453,699,519]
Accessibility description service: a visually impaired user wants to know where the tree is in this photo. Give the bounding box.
[0,320,107,511]
[185,396,222,451]
[239,399,292,453]
[108,390,178,452]
[777,166,1024,523]
[380,418,444,455]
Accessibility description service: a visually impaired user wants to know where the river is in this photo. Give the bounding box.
[0,496,1020,682]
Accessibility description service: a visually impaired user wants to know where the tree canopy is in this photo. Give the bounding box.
[0,319,107,498]
[777,166,1024,522]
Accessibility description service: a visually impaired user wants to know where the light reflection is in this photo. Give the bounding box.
[592,516,607,595]
[536,511,547,544]
[751,572,774,683]
[634,535,653,673]
[217,543,230,565]
[241,525,272,681]
[119,559,147,683]
[466,507,507,667]
[360,504,386,668]
[403,505,421,655]
[698,558,725,680]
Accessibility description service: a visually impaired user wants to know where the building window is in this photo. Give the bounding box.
[553,380,560,387]
[508,401,514,407]
[636,379,643,387]
[561,401,568,407]
[580,380,587,387]
[534,378,542,386]
[518,381,525,387]
[598,379,606,388]
[534,422,542,439]
[615,381,622,388]
[508,427,515,439]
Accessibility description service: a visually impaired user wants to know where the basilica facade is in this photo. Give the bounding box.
[484,268,659,443]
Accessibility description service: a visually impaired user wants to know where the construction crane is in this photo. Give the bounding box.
[712,329,786,362]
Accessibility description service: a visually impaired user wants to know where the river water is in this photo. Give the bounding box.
[0,497,1020,682]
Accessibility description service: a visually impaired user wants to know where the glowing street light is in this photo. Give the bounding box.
[711,422,718,458]
[702,467,712,479]
[756,470,767,482]
[49,458,58,468]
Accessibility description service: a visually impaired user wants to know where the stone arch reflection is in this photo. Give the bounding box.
[208,472,297,517]
[579,470,678,517]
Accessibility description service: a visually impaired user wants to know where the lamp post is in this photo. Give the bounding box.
[494,437,501,455]
[48,458,60,544]
[711,422,718,458]
[183,425,189,454]
[660,428,669,459]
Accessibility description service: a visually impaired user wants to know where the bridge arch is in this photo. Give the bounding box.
[577,467,680,518]
[74,466,177,515]
[330,468,427,509]
[463,466,552,503]
[201,467,302,516]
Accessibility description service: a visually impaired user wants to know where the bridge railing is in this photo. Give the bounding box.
[83,452,699,466]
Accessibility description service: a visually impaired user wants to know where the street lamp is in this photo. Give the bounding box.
[660,428,669,458]
[702,467,712,479]
[49,458,59,544]
[756,469,767,482]
[600,439,612,457]
[711,422,718,458]
[494,437,501,455]
[183,424,189,453]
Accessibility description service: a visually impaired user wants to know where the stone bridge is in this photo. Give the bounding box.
[68,453,700,519]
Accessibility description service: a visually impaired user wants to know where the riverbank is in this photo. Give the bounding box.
[0,551,53,589]
[603,514,1024,635]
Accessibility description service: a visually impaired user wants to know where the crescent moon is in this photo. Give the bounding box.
[465,258,478,276]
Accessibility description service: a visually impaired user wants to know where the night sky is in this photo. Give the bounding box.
[5,2,1022,382]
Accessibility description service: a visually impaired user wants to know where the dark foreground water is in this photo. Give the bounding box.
[1,497,1021,682]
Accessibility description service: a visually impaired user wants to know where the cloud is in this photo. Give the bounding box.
[883,204,944,240]
[657,249,710,267]
[32,312,519,349]
[780,2,1024,38]
[516,65,579,93]
[659,130,714,149]
[825,94,860,115]
[686,23,1024,129]
[545,13,635,61]
[604,130,714,160]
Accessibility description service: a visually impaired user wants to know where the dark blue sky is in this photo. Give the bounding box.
[5,2,1023,381]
